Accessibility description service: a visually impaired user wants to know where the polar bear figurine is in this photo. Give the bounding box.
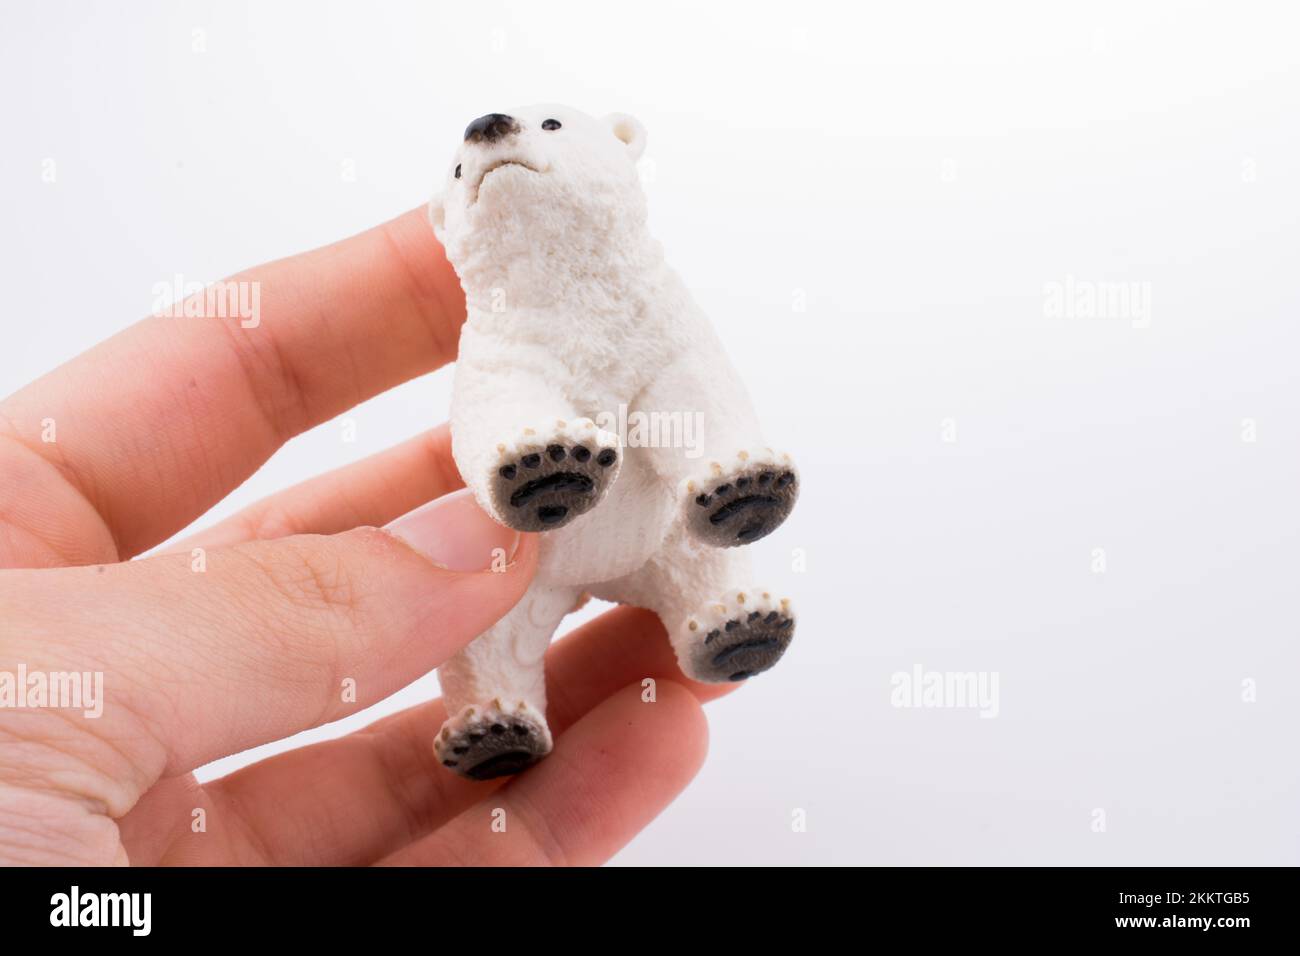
[426,105,799,779]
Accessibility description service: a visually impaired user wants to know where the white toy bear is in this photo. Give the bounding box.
[427,105,798,779]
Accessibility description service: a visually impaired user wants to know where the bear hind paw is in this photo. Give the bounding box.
[678,589,795,683]
[435,699,553,780]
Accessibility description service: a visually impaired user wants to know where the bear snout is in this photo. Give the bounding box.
[464,113,519,144]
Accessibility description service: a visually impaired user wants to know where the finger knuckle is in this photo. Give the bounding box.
[240,500,303,542]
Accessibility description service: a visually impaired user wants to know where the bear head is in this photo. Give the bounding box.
[428,105,649,296]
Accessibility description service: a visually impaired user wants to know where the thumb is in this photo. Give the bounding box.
[2,489,535,808]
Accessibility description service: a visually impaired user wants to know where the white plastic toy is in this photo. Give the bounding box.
[427,105,798,779]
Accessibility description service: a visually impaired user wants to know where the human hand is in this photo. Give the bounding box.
[0,210,721,865]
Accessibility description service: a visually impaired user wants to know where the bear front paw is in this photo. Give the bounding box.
[681,448,798,547]
[488,419,622,532]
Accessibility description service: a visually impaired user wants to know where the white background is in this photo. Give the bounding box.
[2,0,1297,864]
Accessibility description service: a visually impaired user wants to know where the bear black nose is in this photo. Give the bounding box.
[464,113,518,144]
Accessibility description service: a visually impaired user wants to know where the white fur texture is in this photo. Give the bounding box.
[428,104,799,778]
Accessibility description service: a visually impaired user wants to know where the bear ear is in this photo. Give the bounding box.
[427,194,445,240]
[605,113,647,162]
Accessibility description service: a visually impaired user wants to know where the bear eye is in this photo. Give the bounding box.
[454,164,462,179]
[541,119,561,131]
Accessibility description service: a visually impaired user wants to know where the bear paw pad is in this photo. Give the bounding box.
[489,419,621,532]
[682,449,798,547]
[435,699,553,780]
[679,589,795,683]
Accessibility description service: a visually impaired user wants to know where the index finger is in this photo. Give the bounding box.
[0,207,461,563]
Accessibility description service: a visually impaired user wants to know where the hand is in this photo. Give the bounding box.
[0,210,722,866]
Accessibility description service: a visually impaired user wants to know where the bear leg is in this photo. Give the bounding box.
[589,532,796,684]
[629,352,798,548]
[434,582,579,779]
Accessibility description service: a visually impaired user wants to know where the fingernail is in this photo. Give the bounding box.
[385,488,520,571]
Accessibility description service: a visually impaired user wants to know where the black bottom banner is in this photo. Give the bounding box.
[0,865,1288,942]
